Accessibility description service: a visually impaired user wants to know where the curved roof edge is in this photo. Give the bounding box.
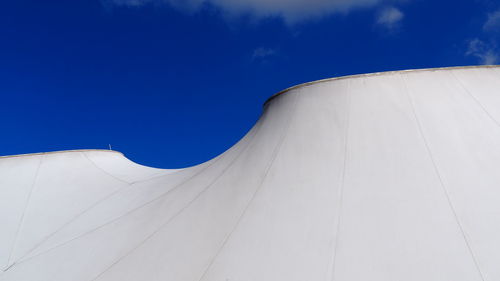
[0,149,124,160]
[264,65,500,106]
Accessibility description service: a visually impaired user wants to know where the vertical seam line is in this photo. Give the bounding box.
[400,73,486,281]
[450,70,500,129]
[327,79,352,281]
[4,155,44,271]
[196,91,300,281]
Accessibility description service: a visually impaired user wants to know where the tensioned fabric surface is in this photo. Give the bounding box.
[1,66,500,281]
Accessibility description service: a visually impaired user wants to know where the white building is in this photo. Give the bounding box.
[1,65,500,281]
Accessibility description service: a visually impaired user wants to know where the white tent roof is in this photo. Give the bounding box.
[1,65,500,281]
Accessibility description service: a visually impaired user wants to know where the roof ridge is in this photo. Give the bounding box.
[0,149,123,160]
[264,65,500,105]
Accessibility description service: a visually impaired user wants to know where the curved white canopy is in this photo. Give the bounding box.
[1,66,500,281]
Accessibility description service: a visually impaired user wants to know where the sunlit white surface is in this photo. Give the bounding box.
[1,66,500,281]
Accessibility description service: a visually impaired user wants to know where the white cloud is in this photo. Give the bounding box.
[466,38,499,65]
[376,6,404,30]
[483,9,500,31]
[104,0,394,24]
[252,47,277,60]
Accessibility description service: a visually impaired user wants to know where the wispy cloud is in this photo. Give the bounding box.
[109,0,150,7]
[375,6,404,30]
[104,0,399,24]
[252,47,277,60]
[483,9,500,31]
[466,38,498,65]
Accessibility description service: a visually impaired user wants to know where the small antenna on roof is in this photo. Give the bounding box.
[108,144,112,150]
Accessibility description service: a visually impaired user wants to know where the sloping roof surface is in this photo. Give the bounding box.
[1,66,500,281]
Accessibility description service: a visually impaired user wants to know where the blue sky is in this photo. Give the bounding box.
[1,0,499,168]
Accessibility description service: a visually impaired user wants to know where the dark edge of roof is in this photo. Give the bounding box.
[263,65,500,106]
[0,149,124,160]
